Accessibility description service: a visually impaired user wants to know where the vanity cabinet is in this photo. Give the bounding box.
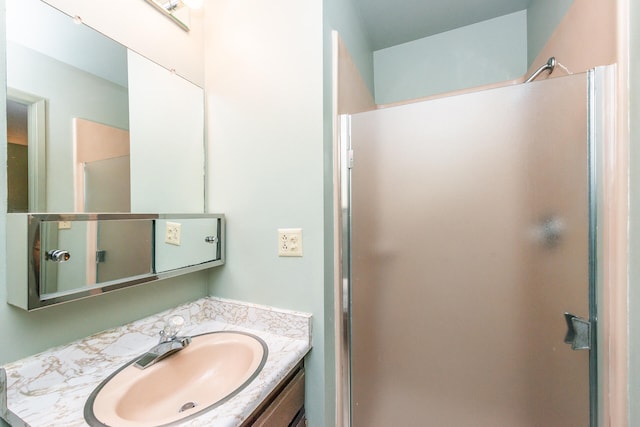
[242,363,305,426]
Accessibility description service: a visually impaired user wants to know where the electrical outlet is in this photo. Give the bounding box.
[278,228,303,257]
[165,222,182,246]
[58,221,72,230]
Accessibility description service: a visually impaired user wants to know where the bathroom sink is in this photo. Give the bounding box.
[84,331,268,427]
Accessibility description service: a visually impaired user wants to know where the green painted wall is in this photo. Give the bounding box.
[373,11,527,104]
[365,0,577,105]
[204,1,328,425]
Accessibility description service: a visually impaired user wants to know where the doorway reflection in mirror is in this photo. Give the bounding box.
[6,99,28,212]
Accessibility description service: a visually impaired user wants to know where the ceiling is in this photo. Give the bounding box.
[352,0,531,51]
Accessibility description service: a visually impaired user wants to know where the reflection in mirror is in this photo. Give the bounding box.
[127,50,205,213]
[39,219,153,297]
[6,213,225,311]
[6,0,206,214]
[7,88,46,212]
[6,98,28,212]
[74,118,130,212]
[6,0,129,213]
[155,218,221,273]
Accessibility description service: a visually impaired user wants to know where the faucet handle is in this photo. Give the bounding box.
[160,315,185,341]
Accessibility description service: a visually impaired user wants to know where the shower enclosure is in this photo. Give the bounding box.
[340,68,609,426]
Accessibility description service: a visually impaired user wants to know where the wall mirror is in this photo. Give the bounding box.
[6,0,205,214]
[6,213,224,311]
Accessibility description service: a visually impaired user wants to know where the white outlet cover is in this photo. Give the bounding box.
[278,228,303,257]
[165,221,182,246]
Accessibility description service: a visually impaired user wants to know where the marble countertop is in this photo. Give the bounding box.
[0,297,312,427]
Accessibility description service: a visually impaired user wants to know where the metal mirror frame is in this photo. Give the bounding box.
[8,213,224,311]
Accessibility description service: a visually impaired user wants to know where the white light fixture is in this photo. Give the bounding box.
[158,0,181,11]
[144,0,191,31]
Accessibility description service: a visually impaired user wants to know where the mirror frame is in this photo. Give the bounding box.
[6,213,225,311]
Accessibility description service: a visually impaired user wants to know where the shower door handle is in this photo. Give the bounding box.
[563,313,591,350]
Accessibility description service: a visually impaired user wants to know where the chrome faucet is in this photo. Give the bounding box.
[134,315,192,369]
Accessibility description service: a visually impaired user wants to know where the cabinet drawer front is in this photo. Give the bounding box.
[254,370,305,426]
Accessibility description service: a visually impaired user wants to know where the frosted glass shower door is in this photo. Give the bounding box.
[349,73,591,426]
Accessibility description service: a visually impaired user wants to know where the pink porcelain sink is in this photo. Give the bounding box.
[84,331,267,427]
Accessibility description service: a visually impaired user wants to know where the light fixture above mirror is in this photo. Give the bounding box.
[144,0,201,32]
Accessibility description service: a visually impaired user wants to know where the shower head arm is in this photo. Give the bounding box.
[525,57,556,83]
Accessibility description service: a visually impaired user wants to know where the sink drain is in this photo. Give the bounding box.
[179,401,198,413]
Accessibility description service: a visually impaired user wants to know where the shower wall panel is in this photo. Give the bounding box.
[350,73,589,426]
